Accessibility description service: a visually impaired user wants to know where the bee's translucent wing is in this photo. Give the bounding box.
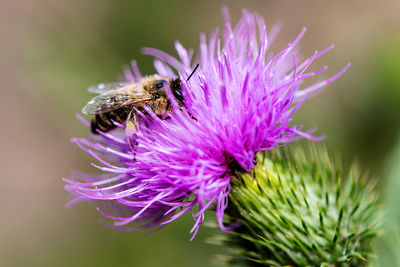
[82,86,152,115]
[87,81,131,94]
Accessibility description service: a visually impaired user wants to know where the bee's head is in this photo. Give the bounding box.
[168,64,198,105]
[152,78,184,105]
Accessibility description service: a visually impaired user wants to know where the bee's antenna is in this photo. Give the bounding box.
[186,64,199,82]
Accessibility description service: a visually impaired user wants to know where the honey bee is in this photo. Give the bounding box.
[82,64,198,137]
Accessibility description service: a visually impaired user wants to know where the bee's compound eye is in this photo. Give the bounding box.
[155,80,166,90]
[173,89,183,102]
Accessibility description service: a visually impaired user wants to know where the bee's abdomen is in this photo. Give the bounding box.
[91,107,130,134]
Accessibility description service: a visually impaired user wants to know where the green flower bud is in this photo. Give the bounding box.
[213,145,379,266]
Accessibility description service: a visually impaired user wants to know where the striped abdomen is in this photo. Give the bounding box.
[91,106,132,134]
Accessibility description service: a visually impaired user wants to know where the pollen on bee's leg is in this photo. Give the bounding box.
[125,120,138,156]
[125,120,137,137]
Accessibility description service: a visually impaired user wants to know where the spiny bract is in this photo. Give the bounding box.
[211,144,379,266]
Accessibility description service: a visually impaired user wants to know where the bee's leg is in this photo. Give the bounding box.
[125,109,139,156]
[126,109,138,137]
[187,111,197,122]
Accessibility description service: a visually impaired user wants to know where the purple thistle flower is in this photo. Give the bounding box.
[65,7,350,240]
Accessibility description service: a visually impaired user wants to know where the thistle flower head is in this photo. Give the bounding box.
[65,8,349,239]
[212,145,379,266]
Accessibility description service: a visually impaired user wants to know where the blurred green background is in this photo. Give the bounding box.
[1,0,399,266]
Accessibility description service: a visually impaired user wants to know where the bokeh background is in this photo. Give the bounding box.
[1,0,400,266]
